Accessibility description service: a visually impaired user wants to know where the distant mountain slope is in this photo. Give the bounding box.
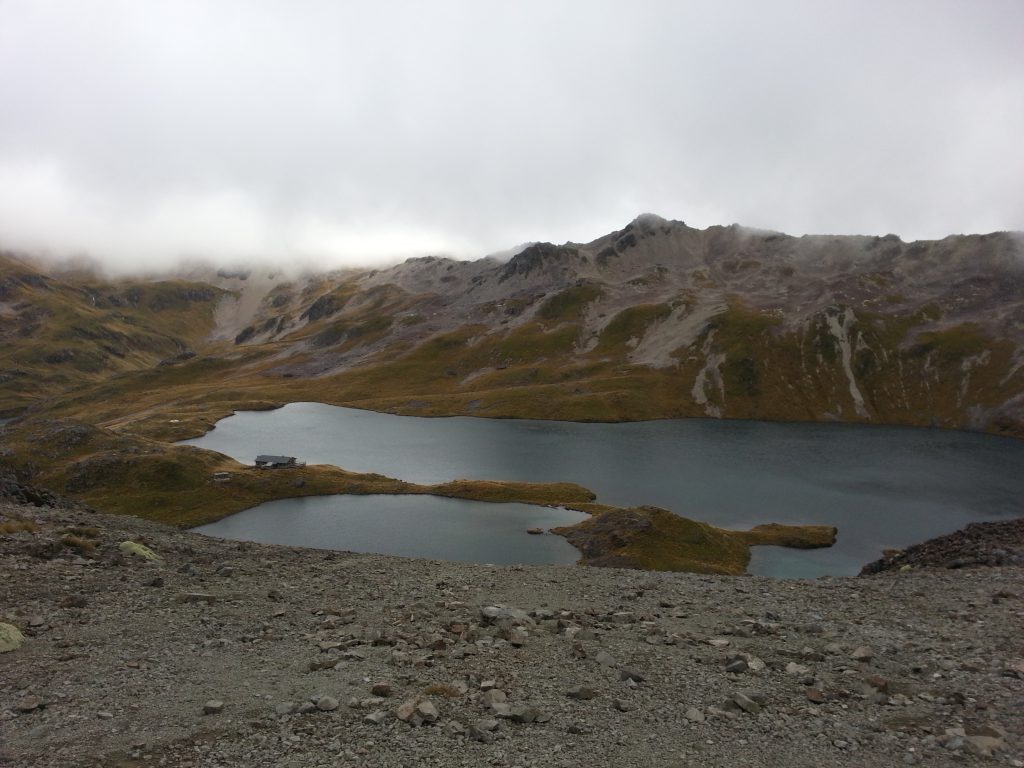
[0,252,226,413]
[2,216,1023,438]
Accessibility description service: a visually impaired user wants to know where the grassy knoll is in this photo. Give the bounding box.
[554,506,836,574]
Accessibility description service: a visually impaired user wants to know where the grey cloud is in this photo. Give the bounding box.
[0,0,1021,272]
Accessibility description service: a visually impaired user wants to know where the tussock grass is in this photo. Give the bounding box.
[61,534,96,554]
[0,519,38,534]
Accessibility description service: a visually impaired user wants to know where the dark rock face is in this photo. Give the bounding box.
[860,519,1024,574]
[301,294,344,322]
[499,243,580,281]
[0,467,90,511]
[557,507,653,566]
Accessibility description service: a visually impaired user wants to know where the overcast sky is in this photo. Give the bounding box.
[0,1,1021,271]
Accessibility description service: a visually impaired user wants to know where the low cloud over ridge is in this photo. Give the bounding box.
[1,1,1022,272]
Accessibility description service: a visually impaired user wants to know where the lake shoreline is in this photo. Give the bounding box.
[180,402,1024,577]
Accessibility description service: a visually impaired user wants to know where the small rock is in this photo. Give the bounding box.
[416,699,439,723]
[476,718,499,731]
[964,735,1004,756]
[732,693,761,715]
[509,705,541,723]
[371,682,392,697]
[566,685,597,700]
[203,700,224,715]
[786,662,811,676]
[315,696,339,712]
[725,658,748,674]
[684,707,705,722]
[364,710,388,725]
[594,650,616,667]
[15,696,44,713]
[851,646,874,663]
[612,699,633,712]
[96,711,114,720]
[176,592,216,605]
[619,669,644,683]
[481,689,507,707]
[444,719,467,736]
[805,687,826,704]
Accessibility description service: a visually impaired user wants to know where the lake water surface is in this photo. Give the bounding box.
[183,403,1024,577]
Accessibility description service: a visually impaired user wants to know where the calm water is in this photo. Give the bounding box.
[194,495,587,565]
[183,403,1024,577]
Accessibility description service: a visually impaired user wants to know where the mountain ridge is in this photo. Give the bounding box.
[1,216,1023,440]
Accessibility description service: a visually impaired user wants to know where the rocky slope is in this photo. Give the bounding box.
[861,519,1024,574]
[2,497,1022,768]
[3,216,1024,438]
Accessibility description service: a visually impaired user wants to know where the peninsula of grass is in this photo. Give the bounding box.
[553,506,836,574]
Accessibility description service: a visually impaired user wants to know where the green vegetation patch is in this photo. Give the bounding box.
[911,323,989,364]
[596,304,672,351]
[537,283,604,323]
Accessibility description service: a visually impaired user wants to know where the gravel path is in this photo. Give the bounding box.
[2,501,1022,767]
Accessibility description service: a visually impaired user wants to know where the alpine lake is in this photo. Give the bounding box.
[183,403,1024,578]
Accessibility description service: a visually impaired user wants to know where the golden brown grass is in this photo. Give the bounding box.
[0,519,38,534]
[60,534,97,554]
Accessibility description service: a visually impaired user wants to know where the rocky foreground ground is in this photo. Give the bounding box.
[1,499,1023,768]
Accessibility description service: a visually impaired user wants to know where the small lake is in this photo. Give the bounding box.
[194,495,586,565]
[182,403,1024,577]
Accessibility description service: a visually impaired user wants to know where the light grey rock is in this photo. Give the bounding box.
[315,696,339,712]
[481,689,507,707]
[202,700,224,715]
[786,662,811,676]
[732,693,761,715]
[851,646,874,663]
[415,699,439,723]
